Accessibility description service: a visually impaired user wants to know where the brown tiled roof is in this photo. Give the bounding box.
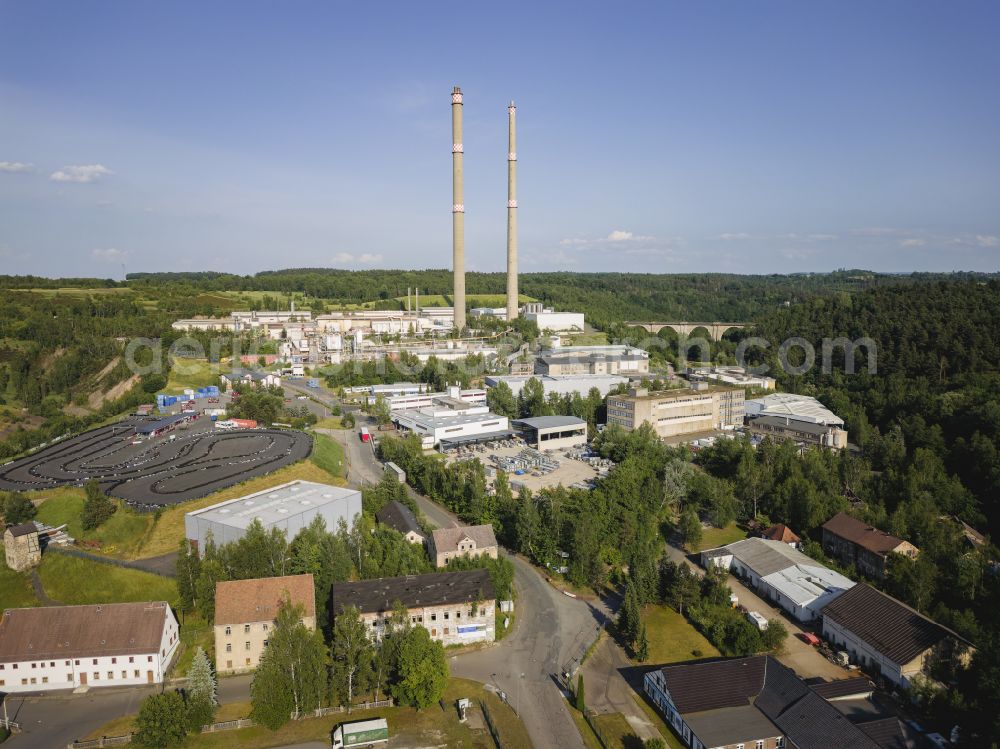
[214,574,315,626]
[763,523,800,544]
[0,602,172,662]
[821,583,971,664]
[5,523,37,538]
[431,524,497,553]
[331,569,495,616]
[822,513,911,555]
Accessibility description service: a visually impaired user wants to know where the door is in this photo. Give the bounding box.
[79,672,87,686]
[147,670,154,684]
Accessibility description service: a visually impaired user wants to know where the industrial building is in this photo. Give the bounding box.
[385,386,486,412]
[748,415,850,450]
[686,365,776,390]
[214,574,316,674]
[135,412,196,438]
[521,303,584,332]
[606,385,745,440]
[0,602,179,693]
[184,480,362,554]
[393,394,509,449]
[513,416,588,450]
[745,392,843,424]
[702,537,855,622]
[486,374,628,399]
[331,569,495,647]
[534,344,649,376]
[821,583,974,688]
[219,369,282,390]
[644,655,882,749]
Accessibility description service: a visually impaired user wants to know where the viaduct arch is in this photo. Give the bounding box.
[625,321,750,341]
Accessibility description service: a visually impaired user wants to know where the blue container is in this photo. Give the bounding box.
[210,414,218,421]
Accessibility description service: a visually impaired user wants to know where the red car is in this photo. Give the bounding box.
[796,632,821,646]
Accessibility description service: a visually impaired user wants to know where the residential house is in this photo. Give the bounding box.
[219,369,282,390]
[375,500,425,545]
[821,513,918,581]
[429,525,498,568]
[820,582,974,689]
[761,524,801,548]
[0,602,178,693]
[330,569,495,647]
[214,574,316,674]
[643,654,881,749]
[4,523,40,571]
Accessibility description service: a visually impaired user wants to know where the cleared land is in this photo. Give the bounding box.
[692,521,747,552]
[38,553,178,606]
[641,604,720,663]
[35,490,153,557]
[162,358,224,393]
[311,432,345,477]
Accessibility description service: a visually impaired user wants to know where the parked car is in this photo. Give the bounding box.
[796,632,821,646]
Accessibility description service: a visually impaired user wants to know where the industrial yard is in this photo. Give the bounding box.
[447,438,610,492]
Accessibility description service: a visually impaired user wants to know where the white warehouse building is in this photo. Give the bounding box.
[185,480,362,554]
[702,537,855,622]
[393,400,509,450]
[485,374,629,399]
[0,602,179,693]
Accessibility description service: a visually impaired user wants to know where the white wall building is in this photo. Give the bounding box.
[185,480,362,554]
[0,602,179,693]
[687,366,776,390]
[387,386,487,412]
[393,399,509,449]
[485,374,629,399]
[702,537,855,622]
[745,393,844,426]
[521,303,585,332]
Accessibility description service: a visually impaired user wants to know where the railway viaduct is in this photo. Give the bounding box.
[625,321,750,340]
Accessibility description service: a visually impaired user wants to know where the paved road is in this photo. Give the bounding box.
[333,423,598,749]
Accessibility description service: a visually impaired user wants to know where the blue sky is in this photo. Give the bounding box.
[1,0,999,277]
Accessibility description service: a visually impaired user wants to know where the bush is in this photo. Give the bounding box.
[81,479,116,530]
[1,492,37,525]
[134,691,187,748]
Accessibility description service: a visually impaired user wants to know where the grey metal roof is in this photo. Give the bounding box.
[136,413,191,434]
[513,416,587,430]
[186,480,360,530]
[750,414,835,436]
[716,537,817,577]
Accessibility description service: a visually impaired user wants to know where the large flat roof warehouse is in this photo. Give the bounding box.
[136,413,191,435]
[745,393,844,426]
[185,480,361,551]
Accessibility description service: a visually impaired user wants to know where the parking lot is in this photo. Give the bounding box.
[446,438,612,493]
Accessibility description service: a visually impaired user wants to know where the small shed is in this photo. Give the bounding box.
[4,523,41,571]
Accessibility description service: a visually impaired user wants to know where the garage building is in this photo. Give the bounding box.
[185,480,361,554]
[513,416,588,450]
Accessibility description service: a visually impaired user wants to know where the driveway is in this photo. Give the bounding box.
[662,542,848,680]
[579,636,659,742]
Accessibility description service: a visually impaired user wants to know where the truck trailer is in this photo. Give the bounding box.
[331,718,389,748]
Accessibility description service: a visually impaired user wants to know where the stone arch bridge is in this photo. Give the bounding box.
[625,321,750,341]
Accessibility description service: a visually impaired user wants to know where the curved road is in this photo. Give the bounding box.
[325,405,606,749]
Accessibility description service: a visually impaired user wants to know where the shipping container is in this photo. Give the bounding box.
[231,418,258,429]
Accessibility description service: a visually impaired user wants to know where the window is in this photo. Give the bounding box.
[134,670,140,678]
[776,740,784,748]
[147,656,153,663]
[122,671,127,679]
[263,640,268,648]
[92,659,98,665]
[66,674,72,682]
[108,671,114,679]
[444,612,449,620]
[226,644,232,653]
[263,623,268,631]
[129,657,134,663]
[20,679,26,686]
[756,742,764,749]
[31,663,36,669]
[42,676,48,684]
[736,744,744,749]
[74,660,79,666]
[456,611,461,619]
[30,677,36,685]
[244,624,250,633]
[226,661,232,670]
[245,658,251,666]
[50,661,54,667]
[431,629,437,636]
[431,613,437,621]
[245,641,251,650]
[225,626,232,636]
[93,672,99,681]
[111,657,117,664]
[444,628,449,635]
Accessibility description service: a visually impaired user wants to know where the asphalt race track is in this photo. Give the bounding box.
[0,418,312,507]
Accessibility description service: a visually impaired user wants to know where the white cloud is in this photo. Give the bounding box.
[807,233,837,241]
[607,230,634,242]
[0,161,34,173]
[900,238,926,248]
[975,234,999,248]
[719,232,752,241]
[50,164,113,183]
[332,252,355,264]
[91,247,129,261]
[358,253,383,264]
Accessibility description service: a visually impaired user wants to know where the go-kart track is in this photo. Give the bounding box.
[0,418,313,507]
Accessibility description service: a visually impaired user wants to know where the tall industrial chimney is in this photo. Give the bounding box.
[451,86,466,333]
[506,101,519,321]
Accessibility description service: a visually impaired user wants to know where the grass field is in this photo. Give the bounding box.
[163,358,223,393]
[693,521,747,552]
[0,552,37,608]
[136,457,346,559]
[314,416,344,430]
[569,707,604,749]
[14,287,134,297]
[590,712,642,749]
[39,553,178,606]
[86,677,531,748]
[311,432,345,477]
[565,331,610,346]
[641,604,720,664]
[171,614,214,677]
[36,491,154,557]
